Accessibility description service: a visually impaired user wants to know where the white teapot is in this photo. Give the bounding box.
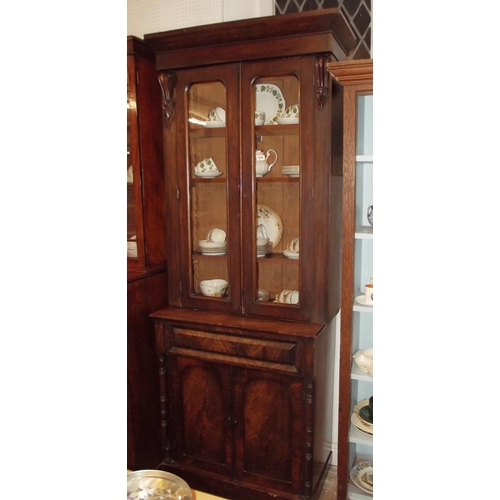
[255,149,278,177]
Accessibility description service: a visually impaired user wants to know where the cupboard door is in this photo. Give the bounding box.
[240,57,319,322]
[232,367,305,494]
[169,355,234,476]
[164,63,241,313]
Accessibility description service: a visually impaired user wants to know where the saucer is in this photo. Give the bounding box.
[355,295,372,307]
[283,250,299,259]
[205,121,225,128]
[193,171,223,178]
[277,117,299,125]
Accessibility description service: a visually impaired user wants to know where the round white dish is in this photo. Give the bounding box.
[350,461,373,494]
[277,117,299,125]
[193,171,223,178]
[257,204,283,249]
[283,250,299,259]
[255,83,285,125]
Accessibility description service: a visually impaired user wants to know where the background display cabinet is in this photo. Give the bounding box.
[327,59,373,500]
[145,9,358,500]
[127,36,168,470]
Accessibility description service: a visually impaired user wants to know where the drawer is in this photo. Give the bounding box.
[171,327,297,365]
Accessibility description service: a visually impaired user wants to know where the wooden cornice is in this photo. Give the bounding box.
[327,59,373,86]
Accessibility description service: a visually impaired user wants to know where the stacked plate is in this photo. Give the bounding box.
[282,165,300,177]
[257,240,273,257]
[350,461,373,494]
[350,398,373,436]
[195,240,227,255]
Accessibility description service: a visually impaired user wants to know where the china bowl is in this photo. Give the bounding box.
[200,279,228,297]
[367,205,373,226]
[127,469,192,500]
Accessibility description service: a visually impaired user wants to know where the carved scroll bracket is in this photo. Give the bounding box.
[315,55,331,109]
[158,71,176,119]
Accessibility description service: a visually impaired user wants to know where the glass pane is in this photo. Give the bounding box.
[127,86,137,260]
[188,81,229,299]
[253,75,300,305]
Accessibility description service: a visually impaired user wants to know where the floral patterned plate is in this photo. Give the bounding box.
[255,84,285,125]
[350,461,373,494]
[257,204,283,249]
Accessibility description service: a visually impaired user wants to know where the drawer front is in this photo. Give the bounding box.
[171,327,297,365]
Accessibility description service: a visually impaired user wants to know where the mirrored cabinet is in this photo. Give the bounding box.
[145,8,357,500]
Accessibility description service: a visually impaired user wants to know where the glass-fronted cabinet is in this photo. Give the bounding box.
[155,51,349,323]
[127,36,167,275]
[145,9,358,500]
[327,59,373,500]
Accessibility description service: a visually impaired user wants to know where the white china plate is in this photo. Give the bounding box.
[257,204,283,249]
[277,117,299,125]
[193,171,223,178]
[205,121,225,128]
[255,84,285,125]
[355,295,372,307]
[350,461,373,494]
[283,250,299,259]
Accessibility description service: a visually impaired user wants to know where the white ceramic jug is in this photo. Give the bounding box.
[255,149,278,177]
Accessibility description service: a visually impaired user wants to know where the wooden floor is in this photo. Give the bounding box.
[318,466,338,500]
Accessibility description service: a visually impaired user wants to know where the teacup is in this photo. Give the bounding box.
[353,348,373,373]
[207,106,226,122]
[275,289,299,304]
[284,103,299,118]
[254,110,266,126]
[206,227,226,243]
[287,238,299,253]
[194,157,219,173]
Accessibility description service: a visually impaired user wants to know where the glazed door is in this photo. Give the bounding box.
[127,54,146,268]
[168,355,234,476]
[232,367,305,494]
[164,63,241,313]
[240,57,316,321]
